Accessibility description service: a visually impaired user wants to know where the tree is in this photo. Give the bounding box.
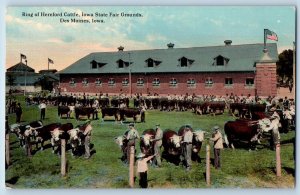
[276,49,294,84]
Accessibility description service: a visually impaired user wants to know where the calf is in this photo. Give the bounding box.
[58,106,71,119]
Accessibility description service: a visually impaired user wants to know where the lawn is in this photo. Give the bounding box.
[5,95,295,188]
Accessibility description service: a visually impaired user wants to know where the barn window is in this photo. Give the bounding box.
[95,78,102,86]
[225,78,233,86]
[152,78,160,86]
[118,60,125,68]
[145,58,161,67]
[169,78,177,87]
[245,78,254,86]
[187,78,196,87]
[82,78,89,86]
[137,78,144,86]
[91,60,98,69]
[178,57,194,67]
[122,78,129,86]
[69,78,76,86]
[205,78,213,86]
[108,78,115,86]
[214,55,229,66]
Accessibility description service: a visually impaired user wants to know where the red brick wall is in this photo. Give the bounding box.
[255,63,277,97]
[59,72,256,96]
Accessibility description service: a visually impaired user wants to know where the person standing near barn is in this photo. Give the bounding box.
[15,102,22,123]
[140,104,146,123]
[152,124,163,167]
[210,125,223,169]
[182,129,193,171]
[126,123,139,164]
[136,152,156,188]
[38,100,46,120]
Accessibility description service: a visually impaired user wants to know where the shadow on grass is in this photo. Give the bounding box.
[6,176,19,185]
[283,167,295,177]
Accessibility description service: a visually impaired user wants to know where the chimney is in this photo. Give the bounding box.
[167,43,175,49]
[224,40,232,46]
[118,46,124,51]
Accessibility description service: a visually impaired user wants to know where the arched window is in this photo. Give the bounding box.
[95,78,102,86]
[108,78,115,86]
[69,78,76,86]
[169,78,177,87]
[152,78,160,86]
[137,78,144,86]
[82,78,89,86]
[187,78,196,87]
[122,78,129,86]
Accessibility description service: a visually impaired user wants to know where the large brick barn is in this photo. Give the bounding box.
[58,41,278,97]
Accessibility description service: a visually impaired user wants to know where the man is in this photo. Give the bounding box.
[263,114,280,150]
[152,124,163,167]
[83,120,93,159]
[136,152,156,188]
[15,103,22,123]
[126,123,140,164]
[38,100,46,120]
[140,105,146,123]
[210,125,223,169]
[182,128,193,171]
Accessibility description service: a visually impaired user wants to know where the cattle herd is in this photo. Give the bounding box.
[9,120,92,157]
[6,92,295,171]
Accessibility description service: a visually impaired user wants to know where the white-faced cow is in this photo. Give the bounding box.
[162,129,182,165]
[140,129,155,156]
[50,123,73,154]
[114,130,129,162]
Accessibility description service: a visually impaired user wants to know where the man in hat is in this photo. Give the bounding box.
[263,113,280,150]
[126,123,139,163]
[136,152,156,188]
[182,127,193,171]
[152,124,163,167]
[210,125,223,169]
[38,100,47,120]
[83,120,93,159]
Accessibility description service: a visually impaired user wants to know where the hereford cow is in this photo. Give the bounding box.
[115,130,129,162]
[10,120,43,147]
[58,106,71,119]
[50,123,73,154]
[75,107,97,120]
[32,123,62,151]
[119,108,141,123]
[101,107,120,121]
[162,129,182,165]
[224,120,260,150]
[140,129,156,156]
[69,122,93,156]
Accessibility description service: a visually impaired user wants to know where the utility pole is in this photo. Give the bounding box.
[128,52,132,97]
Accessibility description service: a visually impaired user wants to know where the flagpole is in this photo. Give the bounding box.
[263,29,267,53]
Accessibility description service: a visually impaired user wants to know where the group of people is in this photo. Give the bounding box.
[12,100,47,123]
[122,123,224,188]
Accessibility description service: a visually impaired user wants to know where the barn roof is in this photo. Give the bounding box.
[59,43,278,74]
[7,62,35,73]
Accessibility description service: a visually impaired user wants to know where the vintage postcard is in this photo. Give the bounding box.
[5,6,296,189]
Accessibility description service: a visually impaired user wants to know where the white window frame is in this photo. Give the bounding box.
[69,78,76,86]
[245,78,254,87]
[187,78,196,87]
[122,78,129,86]
[82,78,89,86]
[205,77,213,87]
[169,78,178,87]
[152,78,160,86]
[95,78,102,86]
[225,78,233,86]
[108,78,116,86]
[137,78,144,86]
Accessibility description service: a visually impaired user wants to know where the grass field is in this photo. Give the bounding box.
[5,95,295,188]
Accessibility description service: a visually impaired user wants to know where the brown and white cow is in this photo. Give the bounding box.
[50,123,73,154]
[140,129,155,156]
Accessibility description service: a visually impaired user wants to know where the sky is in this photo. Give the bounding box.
[5,6,296,72]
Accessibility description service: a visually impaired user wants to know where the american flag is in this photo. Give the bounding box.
[20,53,27,59]
[265,29,278,41]
[48,58,54,64]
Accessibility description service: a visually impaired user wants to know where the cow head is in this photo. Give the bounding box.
[170,135,182,148]
[141,134,154,146]
[115,136,125,148]
[193,130,205,142]
[10,124,21,136]
[68,128,81,146]
[258,118,271,132]
[24,125,36,138]
[51,128,64,142]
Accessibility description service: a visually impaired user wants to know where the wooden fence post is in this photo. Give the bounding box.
[129,146,135,188]
[276,143,281,177]
[206,144,211,186]
[61,139,66,177]
[5,133,10,167]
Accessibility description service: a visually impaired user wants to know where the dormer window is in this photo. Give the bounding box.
[137,78,144,86]
[117,59,131,68]
[214,55,229,66]
[95,78,102,86]
[90,60,106,69]
[82,78,89,86]
[122,78,129,86]
[145,58,161,67]
[178,57,194,67]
